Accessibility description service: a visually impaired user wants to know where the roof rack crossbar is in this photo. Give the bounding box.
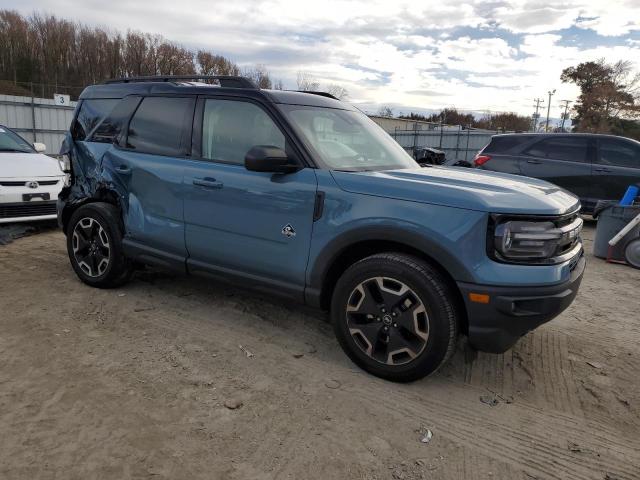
[103,75,257,89]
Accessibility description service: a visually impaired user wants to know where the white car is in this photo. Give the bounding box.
[0,125,66,224]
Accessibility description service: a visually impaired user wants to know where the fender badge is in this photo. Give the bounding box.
[282,224,296,238]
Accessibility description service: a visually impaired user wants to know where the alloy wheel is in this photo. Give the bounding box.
[72,217,111,277]
[346,276,429,365]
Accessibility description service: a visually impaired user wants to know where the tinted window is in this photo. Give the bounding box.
[484,136,529,153]
[524,137,590,163]
[90,96,142,144]
[202,99,285,164]
[0,126,34,153]
[72,99,119,141]
[598,138,640,169]
[127,97,195,156]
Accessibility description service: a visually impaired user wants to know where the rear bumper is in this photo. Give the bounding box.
[457,254,586,353]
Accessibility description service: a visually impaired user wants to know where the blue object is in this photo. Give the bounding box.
[620,185,639,206]
[57,78,587,364]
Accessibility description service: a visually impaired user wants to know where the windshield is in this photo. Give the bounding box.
[0,126,34,153]
[279,105,418,171]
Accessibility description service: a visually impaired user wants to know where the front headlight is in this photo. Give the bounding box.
[492,216,583,263]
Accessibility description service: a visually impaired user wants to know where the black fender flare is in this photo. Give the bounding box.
[305,224,475,307]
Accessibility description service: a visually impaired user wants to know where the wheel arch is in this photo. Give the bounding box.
[307,228,472,334]
[60,188,123,234]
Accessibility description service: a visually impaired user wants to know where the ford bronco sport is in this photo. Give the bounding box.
[57,75,585,382]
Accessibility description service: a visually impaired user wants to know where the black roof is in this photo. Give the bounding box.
[493,132,637,141]
[79,76,352,110]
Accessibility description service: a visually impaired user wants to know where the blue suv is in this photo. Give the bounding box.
[58,75,585,382]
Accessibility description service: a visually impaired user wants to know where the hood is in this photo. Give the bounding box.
[331,166,580,215]
[0,152,64,178]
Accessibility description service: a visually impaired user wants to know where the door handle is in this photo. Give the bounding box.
[115,165,131,175]
[193,178,223,189]
[594,167,611,173]
[526,159,542,165]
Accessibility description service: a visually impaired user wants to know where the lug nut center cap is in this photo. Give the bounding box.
[382,314,393,326]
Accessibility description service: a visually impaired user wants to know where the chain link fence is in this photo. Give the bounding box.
[390,127,498,162]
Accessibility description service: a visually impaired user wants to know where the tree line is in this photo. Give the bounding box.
[561,59,639,139]
[396,108,533,132]
[0,10,279,98]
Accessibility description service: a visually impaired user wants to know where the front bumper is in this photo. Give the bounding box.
[457,253,586,353]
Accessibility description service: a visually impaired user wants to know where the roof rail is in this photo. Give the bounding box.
[103,75,258,89]
[295,90,339,100]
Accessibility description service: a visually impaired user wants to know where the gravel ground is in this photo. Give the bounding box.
[0,221,639,480]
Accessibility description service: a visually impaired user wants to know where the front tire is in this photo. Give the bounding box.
[331,253,459,382]
[66,202,133,288]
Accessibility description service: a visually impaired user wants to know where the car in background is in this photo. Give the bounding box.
[473,133,640,214]
[0,125,65,223]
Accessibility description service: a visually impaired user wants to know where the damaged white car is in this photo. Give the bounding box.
[0,125,65,223]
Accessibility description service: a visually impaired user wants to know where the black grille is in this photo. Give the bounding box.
[0,180,59,186]
[0,201,57,219]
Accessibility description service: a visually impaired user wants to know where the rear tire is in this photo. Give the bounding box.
[66,202,133,288]
[331,253,459,382]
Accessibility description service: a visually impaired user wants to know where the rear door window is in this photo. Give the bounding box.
[524,137,591,163]
[72,99,119,141]
[483,136,529,153]
[598,138,640,169]
[90,96,142,144]
[126,96,195,156]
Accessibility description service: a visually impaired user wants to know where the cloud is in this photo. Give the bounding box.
[6,0,640,115]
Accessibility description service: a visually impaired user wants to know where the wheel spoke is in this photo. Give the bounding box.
[349,322,384,357]
[72,217,111,278]
[345,276,430,366]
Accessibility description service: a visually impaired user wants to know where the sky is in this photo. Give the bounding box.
[8,0,640,118]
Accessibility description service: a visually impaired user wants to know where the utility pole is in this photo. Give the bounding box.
[559,100,571,132]
[545,89,556,132]
[532,98,544,131]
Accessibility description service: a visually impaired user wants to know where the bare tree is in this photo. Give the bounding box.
[196,51,240,76]
[325,84,348,99]
[377,105,394,117]
[297,71,320,91]
[243,64,273,89]
[0,10,281,98]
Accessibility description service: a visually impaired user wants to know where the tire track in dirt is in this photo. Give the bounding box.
[110,295,640,480]
[345,379,640,480]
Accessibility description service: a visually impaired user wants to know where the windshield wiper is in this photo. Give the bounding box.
[0,148,31,152]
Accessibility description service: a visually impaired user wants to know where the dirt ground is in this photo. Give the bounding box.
[0,222,639,480]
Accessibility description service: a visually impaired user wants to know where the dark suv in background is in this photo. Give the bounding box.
[474,133,640,213]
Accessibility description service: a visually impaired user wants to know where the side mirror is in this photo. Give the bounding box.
[33,142,46,153]
[245,145,298,173]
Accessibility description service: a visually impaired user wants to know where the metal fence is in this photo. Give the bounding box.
[390,127,497,162]
[0,94,76,155]
[0,93,497,162]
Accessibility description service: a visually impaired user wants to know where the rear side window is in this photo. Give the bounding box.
[72,99,119,141]
[524,137,591,163]
[126,97,195,156]
[90,96,142,144]
[598,138,640,168]
[201,98,285,164]
[483,136,529,153]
